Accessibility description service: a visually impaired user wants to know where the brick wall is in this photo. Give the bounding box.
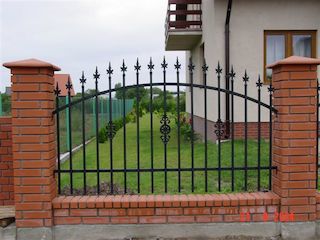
[269,56,319,222]
[193,115,269,141]
[53,193,280,225]
[0,116,14,206]
[232,122,269,139]
[4,58,60,228]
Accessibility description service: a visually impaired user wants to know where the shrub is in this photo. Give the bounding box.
[176,112,199,142]
[98,127,107,143]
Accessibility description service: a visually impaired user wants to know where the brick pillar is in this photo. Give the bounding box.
[3,59,60,228]
[268,56,320,222]
[0,116,14,206]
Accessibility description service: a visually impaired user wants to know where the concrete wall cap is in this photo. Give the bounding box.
[267,56,320,69]
[3,58,61,71]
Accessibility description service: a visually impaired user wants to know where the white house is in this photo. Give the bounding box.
[165,0,319,140]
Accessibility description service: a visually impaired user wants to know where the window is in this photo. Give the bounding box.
[264,30,317,83]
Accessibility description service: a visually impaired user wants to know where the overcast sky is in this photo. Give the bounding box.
[0,0,186,93]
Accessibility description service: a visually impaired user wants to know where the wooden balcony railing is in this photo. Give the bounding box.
[165,0,202,38]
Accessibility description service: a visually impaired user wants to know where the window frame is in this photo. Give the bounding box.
[264,30,317,84]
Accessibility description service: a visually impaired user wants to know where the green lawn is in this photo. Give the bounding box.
[60,114,270,194]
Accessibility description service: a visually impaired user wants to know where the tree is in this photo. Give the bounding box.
[115,82,147,100]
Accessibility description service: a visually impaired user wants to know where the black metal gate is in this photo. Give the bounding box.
[53,57,277,195]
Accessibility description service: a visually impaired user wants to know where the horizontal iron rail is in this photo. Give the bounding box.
[52,82,277,114]
[55,165,277,173]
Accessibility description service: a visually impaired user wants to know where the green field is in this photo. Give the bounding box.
[60,114,270,194]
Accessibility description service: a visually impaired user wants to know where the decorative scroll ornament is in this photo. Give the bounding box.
[106,121,116,140]
[161,57,168,70]
[188,58,195,72]
[134,58,141,72]
[174,57,181,70]
[93,67,100,80]
[243,70,249,83]
[202,61,208,73]
[215,62,222,75]
[214,119,225,139]
[121,60,127,73]
[256,75,262,88]
[160,115,171,144]
[229,66,236,80]
[80,71,86,85]
[65,79,73,92]
[268,85,274,93]
[54,83,61,97]
[148,58,154,71]
[107,62,113,75]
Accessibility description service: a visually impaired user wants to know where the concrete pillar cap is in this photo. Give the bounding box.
[3,58,61,71]
[267,56,320,69]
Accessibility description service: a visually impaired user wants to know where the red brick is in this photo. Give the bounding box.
[156,208,183,216]
[110,217,138,224]
[127,208,154,216]
[54,217,81,225]
[139,216,166,224]
[167,216,195,223]
[70,209,97,217]
[183,207,210,215]
[82,217,109,224]
[99,209,126,216]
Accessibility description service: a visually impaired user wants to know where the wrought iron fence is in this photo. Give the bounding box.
[53,57,277,195]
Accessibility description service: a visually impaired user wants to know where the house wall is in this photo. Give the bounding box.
[186,0,320,123]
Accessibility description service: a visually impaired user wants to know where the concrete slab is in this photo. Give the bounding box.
[17,227,52,240]
[0,223,16,240]
[281,222,317,240]
[54,222,280,240]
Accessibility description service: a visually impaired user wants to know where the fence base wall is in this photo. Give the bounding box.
[52,192,280,225]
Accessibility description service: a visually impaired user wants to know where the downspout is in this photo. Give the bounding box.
[225,0,233,138]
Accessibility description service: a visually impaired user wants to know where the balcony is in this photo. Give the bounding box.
[165,0,202,51]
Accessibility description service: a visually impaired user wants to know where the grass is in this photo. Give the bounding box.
[60,114,270,194]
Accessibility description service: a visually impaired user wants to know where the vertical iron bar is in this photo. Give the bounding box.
[257,76,262,191]
[243,71,249,191]
[148,58,155,193]
[162,57,168,193]
[175,58,181,192]
[134,59,141,193]
[121,60,127,193]
[54,83,61,194]
[189,58,195,192]
[80,72,87,194]
[203,61,208,192]
[93,67,100,194]
[66,96,70,150]
[107,63,114,194]
[66,79,73,194]
[216,63,222,192]
[268,84,274,190]
[230,67,235,191]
